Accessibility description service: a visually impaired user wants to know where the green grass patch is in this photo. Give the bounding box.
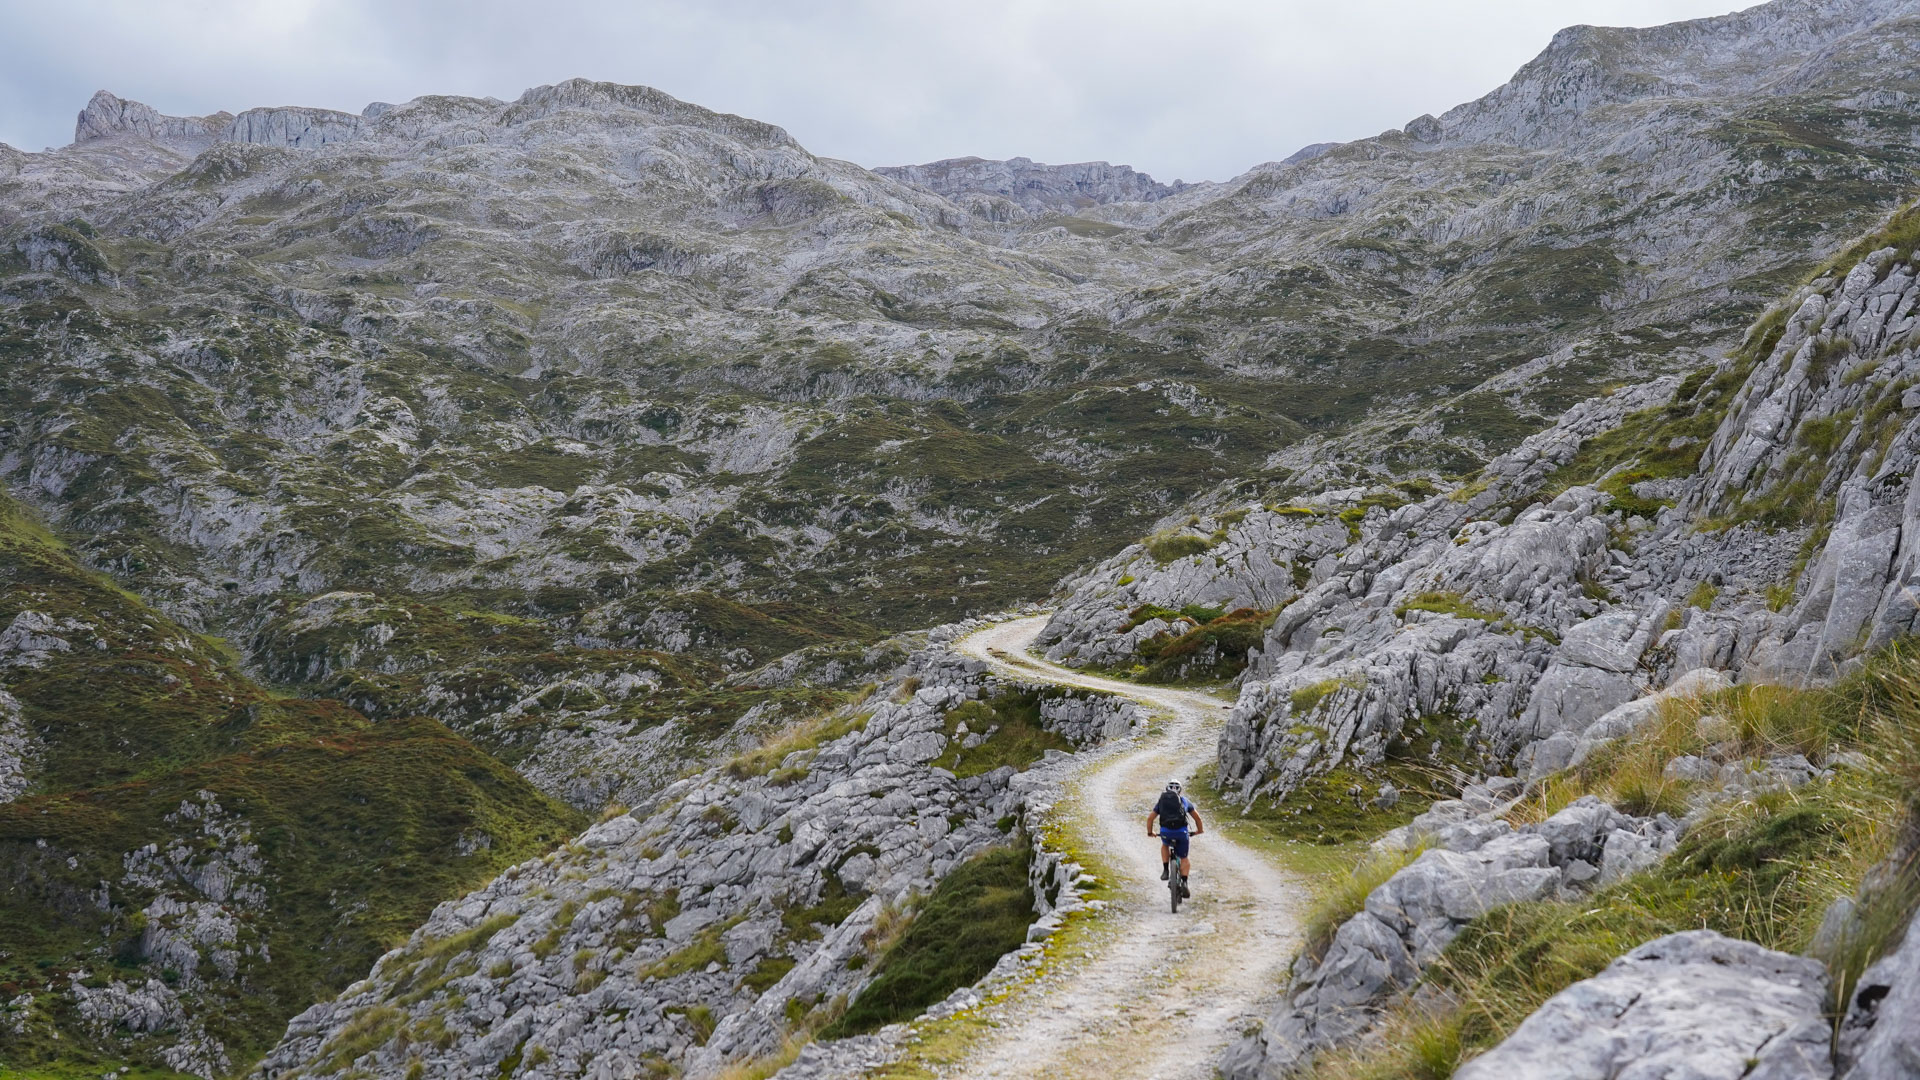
[1136,607,1276,683]
[1290,674,1366,717]
[821,842,1035,1037]
[1209,708,1473,855]
[1144,532,1214,564]
[726,710,871,780]
[638,915,745,980]
[931,692,1075,778]
[742,954,797,993]
[1684,580,1719,610]
[1394,590,1501,623]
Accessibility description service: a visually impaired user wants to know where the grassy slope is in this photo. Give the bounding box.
[0,494,584,1075]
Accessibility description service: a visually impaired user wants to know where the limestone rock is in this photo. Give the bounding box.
[1453,931,1831,1080]
[1836,917,1920,1079]
[1227,793,1679,1077]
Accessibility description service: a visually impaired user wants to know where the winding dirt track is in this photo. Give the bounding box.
[937,616,1307,1080]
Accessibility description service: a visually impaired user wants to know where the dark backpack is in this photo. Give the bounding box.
[1154,790,1188,830]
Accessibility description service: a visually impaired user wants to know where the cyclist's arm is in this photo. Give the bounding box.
[1145,811,1159,837]
[1189,807,1205,835]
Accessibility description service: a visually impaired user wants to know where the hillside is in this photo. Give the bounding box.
[3,0,1920,1076]
[0,492,582,1075]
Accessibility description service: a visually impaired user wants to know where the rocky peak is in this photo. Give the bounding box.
[1436,0,1920,147]
[68,79,804,158]
[875,155,1194,214]
[503,78,802,149]
[72,90,230,152]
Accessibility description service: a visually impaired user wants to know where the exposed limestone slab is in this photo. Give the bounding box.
[1454,930,1831,1080]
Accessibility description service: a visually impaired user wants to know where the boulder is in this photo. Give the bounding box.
[1837,918,1920,1079]
[1454,931,1831,1080]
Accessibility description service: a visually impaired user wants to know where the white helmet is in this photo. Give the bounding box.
[1166,779,1184,793]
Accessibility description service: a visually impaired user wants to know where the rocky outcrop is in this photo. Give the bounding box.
[1453,931,1832,1080]
[1221,790,1681,1077]
[875,156,1195,217]
[1038,506,1348,668]
[1438,0,1918,149]
[1205,380,1681,804]
[73,90,230,151]
[222,107,366,149]
[1689,248,1920,677]
[0,688,35,802]
[1195,236,1920,809]
[253,641,1138,1079]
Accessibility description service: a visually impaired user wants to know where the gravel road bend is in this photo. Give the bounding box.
[941,615,1308,1080]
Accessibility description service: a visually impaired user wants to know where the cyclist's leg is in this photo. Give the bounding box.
[1160,837,1171,878]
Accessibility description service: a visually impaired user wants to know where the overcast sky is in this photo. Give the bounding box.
[1,0,1746,182]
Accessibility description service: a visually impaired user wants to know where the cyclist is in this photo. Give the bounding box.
[1146,779,1204,898]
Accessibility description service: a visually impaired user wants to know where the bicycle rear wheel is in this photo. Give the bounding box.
[1169,869,1181,913]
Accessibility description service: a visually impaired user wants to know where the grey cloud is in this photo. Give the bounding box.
[0,0,1743,181]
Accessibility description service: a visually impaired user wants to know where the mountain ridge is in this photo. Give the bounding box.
[5,0,1920,1074]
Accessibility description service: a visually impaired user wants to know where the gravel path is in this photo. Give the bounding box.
[936,616,1307,1080]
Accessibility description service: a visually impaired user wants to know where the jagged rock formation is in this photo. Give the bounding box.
[874,156,1199,218]
[1436,0,1920,149]
[73,90,231,151]
[1453,931,1833,1080]
[1220,788,1683,1077]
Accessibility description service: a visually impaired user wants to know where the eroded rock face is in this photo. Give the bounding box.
[1208,381,1676,805]
[1454,931,1832,1080]
[1205,238,1920,1080]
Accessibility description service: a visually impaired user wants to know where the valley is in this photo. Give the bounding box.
[3,0,1920,1077]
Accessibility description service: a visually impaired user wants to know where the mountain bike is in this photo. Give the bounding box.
[1160,833,1191,913]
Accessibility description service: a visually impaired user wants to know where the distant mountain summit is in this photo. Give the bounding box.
[875,155,1199,217]
[5,2,1920,1072]
[1428,0,1920,147]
